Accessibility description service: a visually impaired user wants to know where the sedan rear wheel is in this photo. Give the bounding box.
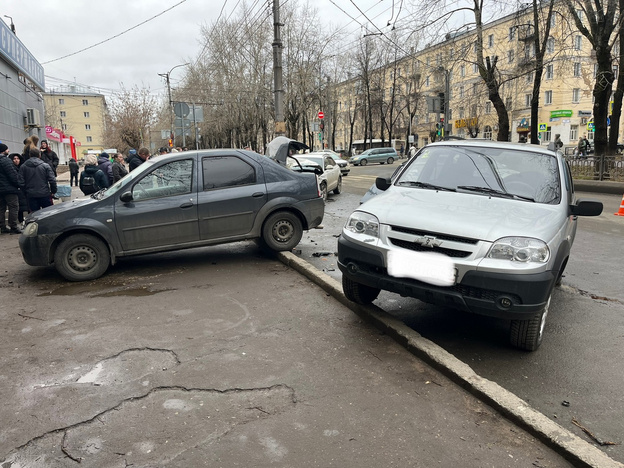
[342,275,380,305]
[261,211,303,251]
[333,176,342,194]
[387,157,394,164]
[509,292,551,351]
[54,234,110,281]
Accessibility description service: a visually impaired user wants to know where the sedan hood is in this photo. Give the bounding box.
[26,196,98,222]
[359,187,566,242]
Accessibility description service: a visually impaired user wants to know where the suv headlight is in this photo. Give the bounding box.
[345,212,379,237]
[487,237,549,263]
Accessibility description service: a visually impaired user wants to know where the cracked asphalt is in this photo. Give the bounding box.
[0,234,577,467]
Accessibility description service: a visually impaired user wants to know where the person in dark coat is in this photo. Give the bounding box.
[112,152,128,183]
[10,153,29,224]
[97,152,114,185]
[128,147,150,171]
[17,148,57,212]
[79,154,110,195]
[40,140,60,175]
[68,157,79,186]
[0,144,21,233]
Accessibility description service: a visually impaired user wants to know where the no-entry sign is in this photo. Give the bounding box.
[318,111,324,119]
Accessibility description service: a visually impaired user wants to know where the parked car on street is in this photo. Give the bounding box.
[19,149,325,281]
[290,154,342,201]
[349,147,398,166]
[338,140,603,351]
[308,150,350,176]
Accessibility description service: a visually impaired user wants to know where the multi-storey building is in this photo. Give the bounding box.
[43,86,108,162]
[332,3,615,154]
[0,18,45,153]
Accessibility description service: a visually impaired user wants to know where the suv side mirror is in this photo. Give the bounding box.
[120,191,134,203]
[570,199,603,216]
[375,177,392,191]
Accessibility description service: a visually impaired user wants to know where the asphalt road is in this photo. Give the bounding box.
[297,161,624,464]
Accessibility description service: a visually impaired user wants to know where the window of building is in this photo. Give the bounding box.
[82,99,89,105]
[488,34,494,48]
[550,15,556,27]
[526,71,533,83]
[62,124,67,131]
[474,42,479,54]
[60,111,66,117]
[509,27,516,41]
[525,94,531,107]
[574,62,581,77]
[546,64,554,79]
[58,98,64,105]
[472,82,478,95]
[484,125,493,139]
[545,90,553,104]
[449,48,454,59]
[485,101,492,114]
[459,86,464,98]
[84,111,90,118]
[546,37,555,53]
[86,136,92,142]
[471,104,477,116]
[459,107,465,119]
[460,65,465,77]
[473,63,479,74]
[543,126,552,142]
[574,35,582,50]
[594,63,598,78]
[570,125,578,141]
[613,65,619,77]
[525,42,536,58]
[572,88,580,102]
[506,96,513,109]
[425,76,430,86]
[508,49,514,63]
[85,124,91,130]
[436,54,441,66]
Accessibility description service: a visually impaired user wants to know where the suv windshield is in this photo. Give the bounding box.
[395,146,561,204]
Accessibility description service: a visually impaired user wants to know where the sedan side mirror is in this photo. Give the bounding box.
[570,199,603,216]
[375,177,392,191]
[120,191,134,203]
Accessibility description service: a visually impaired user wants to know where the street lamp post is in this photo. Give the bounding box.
[159,63,189,146]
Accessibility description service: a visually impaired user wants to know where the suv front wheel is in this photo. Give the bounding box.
[509,292,551,351]
[342,276,380,304]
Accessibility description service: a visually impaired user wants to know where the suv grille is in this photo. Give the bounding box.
[390,226,478,244]
[388,238,471,258]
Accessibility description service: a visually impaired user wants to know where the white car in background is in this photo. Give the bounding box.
[308,150,350,176]
[290,154,342,201]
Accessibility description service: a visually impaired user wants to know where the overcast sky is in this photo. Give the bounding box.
[3,0,397,100]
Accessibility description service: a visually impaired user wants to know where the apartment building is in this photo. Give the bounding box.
[43,86,108,161]
[332,3,615,152]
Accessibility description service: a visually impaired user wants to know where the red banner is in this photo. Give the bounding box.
[45,125,64,143]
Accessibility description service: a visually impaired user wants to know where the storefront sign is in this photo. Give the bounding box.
[550,110,572,118]
[578,110,592,117]
[0,21,45,90]
[454,118,478,128]
[45,126,64,143]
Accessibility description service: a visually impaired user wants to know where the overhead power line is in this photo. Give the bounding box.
[42,0,188,65]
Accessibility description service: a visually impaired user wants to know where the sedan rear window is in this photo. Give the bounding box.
[203,156,256,190]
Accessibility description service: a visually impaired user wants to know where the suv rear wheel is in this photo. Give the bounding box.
[342,276,380,304]
[387,157,394,164]
[509,292,551,351]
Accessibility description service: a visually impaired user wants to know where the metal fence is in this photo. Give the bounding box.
[564,155,624,182]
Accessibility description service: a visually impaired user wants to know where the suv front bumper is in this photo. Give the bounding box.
[338,235,555,320]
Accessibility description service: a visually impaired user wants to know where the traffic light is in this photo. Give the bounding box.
[438,92,445,113]
[320,121,325,131]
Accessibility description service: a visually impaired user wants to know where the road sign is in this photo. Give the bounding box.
[318,111,324,119]
[538,123,547,132]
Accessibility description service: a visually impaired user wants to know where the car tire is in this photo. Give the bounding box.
[360,159,368,166]
[54,234,110,282]
[509,292,551,351]
[342,275,380,305]
[320,182,328,201]
[333,177,342,194]
[387,157,394,164]
[261,211,303,252]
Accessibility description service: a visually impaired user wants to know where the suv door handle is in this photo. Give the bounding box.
[252,192,265,198]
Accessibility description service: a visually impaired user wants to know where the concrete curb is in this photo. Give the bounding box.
[278,251,624,468]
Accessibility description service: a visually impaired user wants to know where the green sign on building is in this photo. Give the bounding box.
[550,110,573,118]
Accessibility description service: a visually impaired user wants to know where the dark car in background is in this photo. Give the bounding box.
[19,149,324,281]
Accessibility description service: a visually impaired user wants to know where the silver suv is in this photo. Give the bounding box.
[338,140,603,351]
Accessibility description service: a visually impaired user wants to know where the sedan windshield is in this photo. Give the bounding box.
[396,146,561,204]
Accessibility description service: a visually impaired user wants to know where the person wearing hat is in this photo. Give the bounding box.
[40,140,59,175]
[97,151,114,186]
[0,143,22,234]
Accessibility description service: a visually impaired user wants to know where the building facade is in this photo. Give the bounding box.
[331,3,617,153]
[0,18,45,154]
[43,86,108,162]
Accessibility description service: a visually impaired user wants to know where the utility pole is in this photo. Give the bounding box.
[272,1,285,136]
[159,63,189,146]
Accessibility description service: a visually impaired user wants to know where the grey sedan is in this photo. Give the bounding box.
[20,149,324,281]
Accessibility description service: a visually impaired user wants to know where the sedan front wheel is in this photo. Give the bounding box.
[54,234,110,281]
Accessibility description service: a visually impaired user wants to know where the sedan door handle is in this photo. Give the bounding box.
[252,192,265,198]
[179,202,194,209]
